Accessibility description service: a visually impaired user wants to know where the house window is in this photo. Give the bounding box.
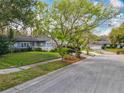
[21,42,28,48]
[41,41,46,47]
[24,43,27,47]
[21,43,24,47]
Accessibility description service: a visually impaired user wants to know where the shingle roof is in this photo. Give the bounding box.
[14,36,50,42]
[96,40,110,45]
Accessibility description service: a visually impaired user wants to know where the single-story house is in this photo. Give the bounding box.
[12,36,56,51]
[90,39,110,50]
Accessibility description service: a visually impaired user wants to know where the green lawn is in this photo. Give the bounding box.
[0,61,70,91]
[106,48,124,54]
[0,52,60,69]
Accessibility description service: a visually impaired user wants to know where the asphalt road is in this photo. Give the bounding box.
[2,54,124,93]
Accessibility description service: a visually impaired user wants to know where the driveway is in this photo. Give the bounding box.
[2,54,124,93]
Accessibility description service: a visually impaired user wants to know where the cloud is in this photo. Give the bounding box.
[110,0,124,8]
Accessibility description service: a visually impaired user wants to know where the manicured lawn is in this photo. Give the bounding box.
[0,61,70,91]
[106,48,124,53]
[0,52,60,69]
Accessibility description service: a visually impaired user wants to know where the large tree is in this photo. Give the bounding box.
[33,0,117,58]
[109,23,124,45]
[0,0,37,55]
[0,0,37,35]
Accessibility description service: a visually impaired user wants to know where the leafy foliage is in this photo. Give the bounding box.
[33,0,116,57]
[109,23,124,44]
[0,0,37,38]
[0,0,36,26]
[0,37,9,55]
[57,47,69,60]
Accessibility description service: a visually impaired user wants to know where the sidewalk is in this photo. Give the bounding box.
[0,58,61,74]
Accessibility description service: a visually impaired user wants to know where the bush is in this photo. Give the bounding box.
[33,48,42,51]
[113,44,117,48]
[0,38,9,55]
[13,47,32,52]
[119,45,123,49]
[50,48,58,52]
[102,44,106,49]
[109,44,118,48]
[102,44,118,49]
[57,47,69,57]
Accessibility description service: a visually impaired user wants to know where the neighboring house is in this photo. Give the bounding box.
[95,40,110,45]
[90,39,110,50]
[13,36,56,51]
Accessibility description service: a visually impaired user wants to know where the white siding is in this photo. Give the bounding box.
[14,42,31,49]
[13,40,56,51]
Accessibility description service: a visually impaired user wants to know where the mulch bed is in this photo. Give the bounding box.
[63,55,86,64]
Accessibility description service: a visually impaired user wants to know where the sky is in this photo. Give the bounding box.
[42,0,53,5]
[42,0,124,36]
[92,0,124,35]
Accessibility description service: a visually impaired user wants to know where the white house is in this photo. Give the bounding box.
[13,36,56,51]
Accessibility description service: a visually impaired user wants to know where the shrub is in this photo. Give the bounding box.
[113,44,117,48]
[33,48,42,51]
[109,44,118,48]
[102,44,118,49]
[13,48,32,52]
[57,47,69,59]
[102,44,106,49]
[119,45,123,49]
[50,48,58,52]
[0,38,9,55]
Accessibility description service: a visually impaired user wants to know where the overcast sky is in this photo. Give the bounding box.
[42,0,124,36]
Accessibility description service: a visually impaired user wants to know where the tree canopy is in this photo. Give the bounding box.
[0,0,118,57]
[0,0,37,35]
[33,0,117,56]
[0,0,38,55]
[109,23,124,44]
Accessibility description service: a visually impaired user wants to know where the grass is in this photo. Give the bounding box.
[0,52,60,69]
[106,48,124,53]
[0,61,70,91]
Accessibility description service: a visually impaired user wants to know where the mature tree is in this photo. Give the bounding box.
[68,30,85,58]
[71,0,117,55]
[0,0,37,35]
[0,0,37,55]
[33,0,117,58]
[109,23,124,45]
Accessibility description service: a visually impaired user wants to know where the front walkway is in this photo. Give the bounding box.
[0,58,61,74]
[1,54,124,93]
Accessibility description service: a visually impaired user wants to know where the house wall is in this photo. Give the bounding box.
[13,40,56,51]
[14,42,31,49]
[41,40,56,51]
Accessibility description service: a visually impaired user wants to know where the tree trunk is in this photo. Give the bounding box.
[75,48,81,58]
[86,37,90,55]
[76,53,81,58]
[86,47,89,55]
